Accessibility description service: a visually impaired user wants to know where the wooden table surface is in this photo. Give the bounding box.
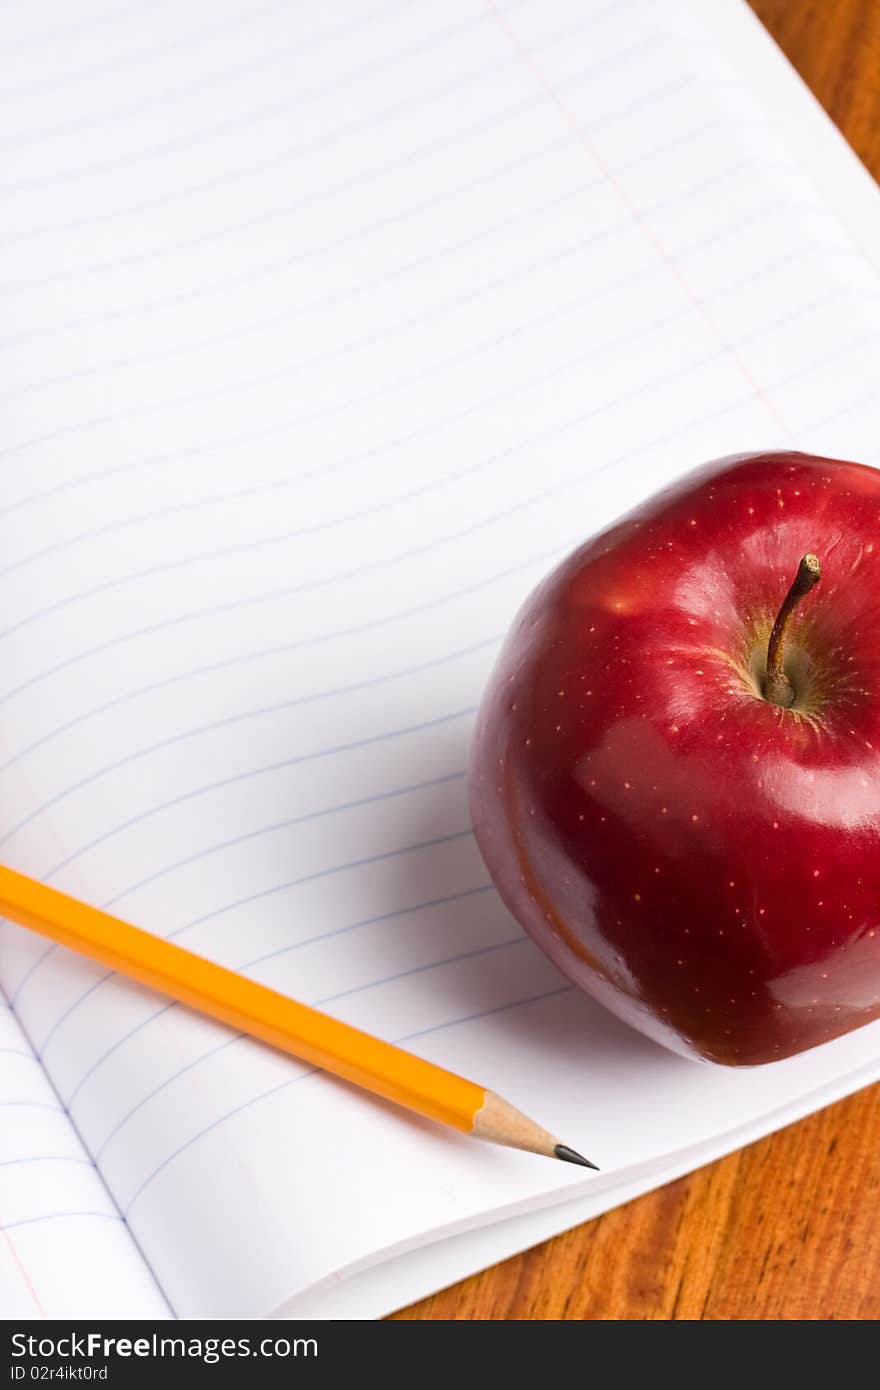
[394,0,880,1321]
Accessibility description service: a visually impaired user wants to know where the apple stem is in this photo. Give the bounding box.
[764,553,821,708]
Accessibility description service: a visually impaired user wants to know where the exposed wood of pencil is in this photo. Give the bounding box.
[473,1092,596,1167]
[0,863,592,1165]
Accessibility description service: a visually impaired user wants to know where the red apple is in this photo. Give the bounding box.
[470,451,880,1065]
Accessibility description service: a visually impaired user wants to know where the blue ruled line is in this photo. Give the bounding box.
[120,983,575,1214]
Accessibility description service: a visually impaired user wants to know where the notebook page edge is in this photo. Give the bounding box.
[701,0,880,269]
[273,1044,880,1318]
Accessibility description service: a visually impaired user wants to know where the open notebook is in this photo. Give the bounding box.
[1,0,879,1320]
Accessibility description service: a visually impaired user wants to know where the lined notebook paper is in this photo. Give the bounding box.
[1,0,879,1319]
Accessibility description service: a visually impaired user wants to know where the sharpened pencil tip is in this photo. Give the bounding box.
[554,1143,599,1170]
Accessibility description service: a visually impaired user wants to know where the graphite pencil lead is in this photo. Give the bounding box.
[554,1144,599,1170]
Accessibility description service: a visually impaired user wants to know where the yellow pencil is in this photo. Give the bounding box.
[0,863,596,1169]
